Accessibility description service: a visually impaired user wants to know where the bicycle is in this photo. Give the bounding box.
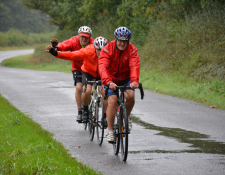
[104,82,144,161]
[84,78,105,146]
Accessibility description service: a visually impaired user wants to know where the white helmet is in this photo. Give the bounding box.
[94,36,108,50]
[78,26,92,36]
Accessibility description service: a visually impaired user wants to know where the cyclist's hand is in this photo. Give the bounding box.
[46,46,58,56]
[130,82,139,89]
[109,82,117,91]
[50,38,58,48]
[46,45,52,51]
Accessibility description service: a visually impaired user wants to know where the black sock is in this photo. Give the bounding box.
[83,105,88,112]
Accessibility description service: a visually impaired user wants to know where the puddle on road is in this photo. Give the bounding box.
[131,116,225,155]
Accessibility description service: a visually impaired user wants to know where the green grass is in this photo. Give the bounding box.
[140,69,225,109]
[0,46,35,51]
[0,29,55,48]
[0,94,101,175]
[1,54,71,73]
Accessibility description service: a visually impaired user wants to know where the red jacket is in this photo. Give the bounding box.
[56,44,100,78]
[99,40,140,86]
[57,35,94,72]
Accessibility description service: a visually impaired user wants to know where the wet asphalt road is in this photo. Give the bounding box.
[0,50,225,175]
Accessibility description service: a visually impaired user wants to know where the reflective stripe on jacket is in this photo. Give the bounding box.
[57,35,94,72]
[56,44,99,78]
[98,40,140,86]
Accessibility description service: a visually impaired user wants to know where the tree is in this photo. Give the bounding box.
[0,0,56,33]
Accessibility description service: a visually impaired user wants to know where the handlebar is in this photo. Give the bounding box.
[84,78,102,93]
[104,82,144,100]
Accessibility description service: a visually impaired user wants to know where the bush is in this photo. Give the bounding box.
[139,4,225,80]
[0,29,55,47]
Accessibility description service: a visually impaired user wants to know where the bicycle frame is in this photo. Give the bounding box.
[84,79,105,144]
[84,79,102,122]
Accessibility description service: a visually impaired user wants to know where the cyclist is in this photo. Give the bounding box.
[46,36,108,125]
[98,27,140,143]
[49,26,94,123]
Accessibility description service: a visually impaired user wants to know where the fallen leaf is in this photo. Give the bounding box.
[210,105,216,108]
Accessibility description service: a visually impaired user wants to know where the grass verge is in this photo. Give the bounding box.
[140,69,225,109]
[1,54,71,73]
[0,46,35,51]
[0,94,100,175]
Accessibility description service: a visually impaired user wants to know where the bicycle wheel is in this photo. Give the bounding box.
[88,102,95,141]
[96,97,104,146]
[120,105,128,161]
[113,106,120,155]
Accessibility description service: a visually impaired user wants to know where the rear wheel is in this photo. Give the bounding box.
[120,105,128,161]
[96,97,104,146]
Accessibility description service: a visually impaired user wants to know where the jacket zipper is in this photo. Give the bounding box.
[116,52,122,82]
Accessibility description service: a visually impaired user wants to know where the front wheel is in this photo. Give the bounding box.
[88,102,95,141]
[113,106,120,155]
[120,105,128,161]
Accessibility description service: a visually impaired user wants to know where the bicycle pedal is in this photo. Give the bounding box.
[76,120,83,124]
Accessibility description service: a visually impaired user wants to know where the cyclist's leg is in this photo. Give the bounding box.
[124,89,134,130]
[124,89,135,116]
[82,72,95,123]
[76,83,83,108]
[123,80,135,131]
[106,92,117,142]
[101,85,108,113]
[82,84,92,106]
[118,79,135,116]
[72,70,83,122]
[106,94,117,129]
[101,85,108,127]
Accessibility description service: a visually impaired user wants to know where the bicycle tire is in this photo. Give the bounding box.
[96,97,104,146]
[88,102,95,141]
[120,105,128,161]
[113,106,120,155]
